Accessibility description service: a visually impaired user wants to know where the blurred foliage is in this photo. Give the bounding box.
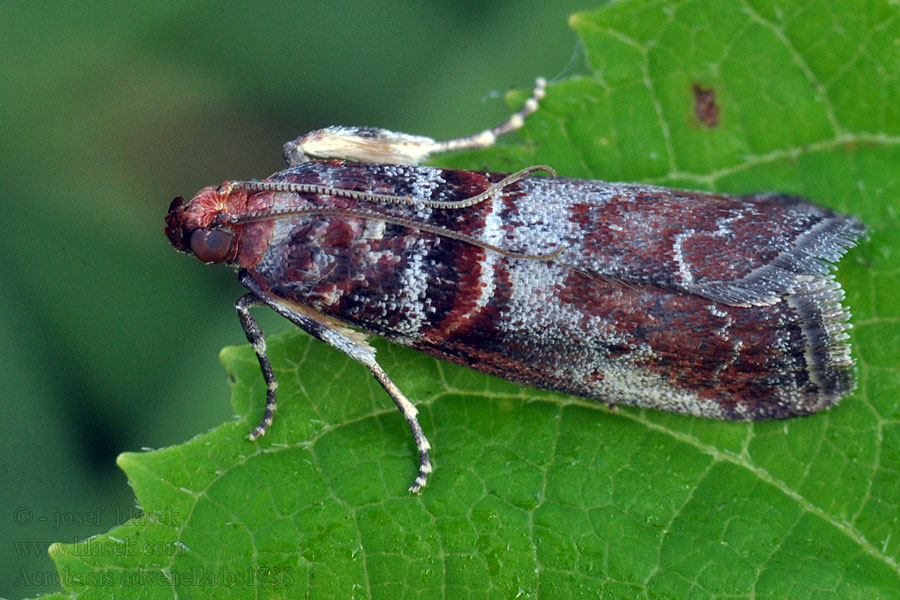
[0,2,588,597]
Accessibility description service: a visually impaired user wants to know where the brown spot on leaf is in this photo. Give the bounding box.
[692,84,719,128]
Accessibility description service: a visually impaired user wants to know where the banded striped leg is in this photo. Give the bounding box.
[235,287,432,492]
[283,77,546,166]
[235,293,278,440]
[427,76,547,156]
[369,363,433,493]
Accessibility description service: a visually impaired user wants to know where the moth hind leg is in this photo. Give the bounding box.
[282,77,546,166]
[427,76,546,157]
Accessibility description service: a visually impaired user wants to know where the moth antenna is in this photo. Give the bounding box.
[229,206,564,261]
[227,165,555,210]
[421,165,556,210]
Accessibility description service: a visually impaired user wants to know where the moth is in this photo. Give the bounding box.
[165,78,865,492]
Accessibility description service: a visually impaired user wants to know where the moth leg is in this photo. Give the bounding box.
[368,363,432,493]
[283,77,546,166]
[427,76,546,156]
[235,293,278,440]
[236,270,433,492]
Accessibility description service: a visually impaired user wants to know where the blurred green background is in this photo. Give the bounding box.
[0,2,591,597]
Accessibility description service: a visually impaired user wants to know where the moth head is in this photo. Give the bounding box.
[164,187,235,265]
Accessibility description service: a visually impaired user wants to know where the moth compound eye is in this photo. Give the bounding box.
[190,228,232,264]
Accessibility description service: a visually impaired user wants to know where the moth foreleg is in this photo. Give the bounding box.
[235,293,278,440]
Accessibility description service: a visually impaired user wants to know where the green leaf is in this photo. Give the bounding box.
[48,0,900,598]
